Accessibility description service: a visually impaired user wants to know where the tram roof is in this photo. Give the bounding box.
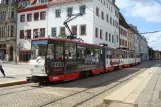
[32,37,125,52]
[32,37,111,48]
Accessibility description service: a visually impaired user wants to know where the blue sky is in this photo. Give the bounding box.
[116,0,161,50]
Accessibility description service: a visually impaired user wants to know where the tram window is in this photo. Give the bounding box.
[77,44,85,60]
[31,44,47,59]
[86,46,100,62]
[107,50,112,59]
[55,44,64,60]
[47,44,54,59]
[65,42,76,59]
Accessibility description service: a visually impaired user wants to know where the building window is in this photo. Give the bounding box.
[10,25,14,37]
[117,35,118,43]
[80,5,86,14]
[80,25,86,35]
[39,0,47,3]
[60,27,65,35]
[8,26,10,37]
[11,8,14,18]
[34,12,39,20]
[40,28,45,37]
[101,11,104,20]
[33,29,39,38]
[40,11,46,20]
[106,14,109,22]
[95,27,98,38]
[24,1,29,7]
[96,7,99,17]
[113,19,115,26]
[25,30,31,39]
[110,17,112,25]
[27,14,32,21]
[20,14,25,22]
[109,33,111,42]
[112,35,114,43]
[107,3,108,8]
[72,26,77,35]
[106,32,108,41]
[20,30,24,39]
[100,29,102,39]
[55,9,61,18]
[67,7,73,17]
[51,27,57,37]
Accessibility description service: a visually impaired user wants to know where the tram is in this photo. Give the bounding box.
[26,37,141,83]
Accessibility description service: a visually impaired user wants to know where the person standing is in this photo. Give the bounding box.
[0,57,6,77]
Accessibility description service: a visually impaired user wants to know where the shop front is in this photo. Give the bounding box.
[19,50,31,62]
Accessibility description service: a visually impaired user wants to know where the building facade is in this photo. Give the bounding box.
[129,24,149,61]
[127,27,134,51]
[17,0,120,62]
[129,24,140,57]
[140,35,149,61]
[119,12,129,49]
[17,2,47,62]
[0,0,17,61]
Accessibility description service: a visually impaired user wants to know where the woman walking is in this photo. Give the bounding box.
[0,57,6,77]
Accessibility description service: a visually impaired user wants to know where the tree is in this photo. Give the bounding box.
[58,33,66,39]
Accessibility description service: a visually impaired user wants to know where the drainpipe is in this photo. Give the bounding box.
[47,3,49,38]
[15,7,18,64]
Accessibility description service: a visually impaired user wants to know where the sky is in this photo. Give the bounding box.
[116,0,161,50]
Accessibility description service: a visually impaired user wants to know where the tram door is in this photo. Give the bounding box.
[46,41,64,75]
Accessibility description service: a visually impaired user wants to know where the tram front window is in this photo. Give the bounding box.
[31,40,48,60]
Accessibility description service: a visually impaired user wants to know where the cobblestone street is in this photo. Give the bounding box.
[0,61,160,107]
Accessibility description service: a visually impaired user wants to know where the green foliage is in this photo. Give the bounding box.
[58,33,66,38]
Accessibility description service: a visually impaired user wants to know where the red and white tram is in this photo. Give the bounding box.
[27,38,141,83]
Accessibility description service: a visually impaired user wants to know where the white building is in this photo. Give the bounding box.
[140,36,149,61]
[17,0,119,62]
[130,24,149,61]
[17,3,48,62]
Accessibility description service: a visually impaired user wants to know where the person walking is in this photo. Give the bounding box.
[0,57,6,77]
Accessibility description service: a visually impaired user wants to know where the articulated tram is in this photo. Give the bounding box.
[27,38,141,83]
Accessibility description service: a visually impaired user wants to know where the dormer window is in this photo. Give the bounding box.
[39,0,47,3]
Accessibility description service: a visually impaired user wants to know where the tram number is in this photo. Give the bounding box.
[52,62,64,68]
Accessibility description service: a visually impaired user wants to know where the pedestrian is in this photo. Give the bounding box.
[0,57,6,77]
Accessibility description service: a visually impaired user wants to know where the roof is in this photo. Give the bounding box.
[119,12,130,28]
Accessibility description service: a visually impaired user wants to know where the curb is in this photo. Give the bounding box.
[0,80,27,88]
[103,99,112,105]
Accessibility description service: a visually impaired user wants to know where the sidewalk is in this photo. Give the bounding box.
[102,64,161,107]
[0,63,31,87]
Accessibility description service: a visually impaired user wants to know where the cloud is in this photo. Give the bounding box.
[143,31,161,50]
[116,0,161,22]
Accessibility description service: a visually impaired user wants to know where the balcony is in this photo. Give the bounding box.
[0,37,16,41]
[2,18,16,24]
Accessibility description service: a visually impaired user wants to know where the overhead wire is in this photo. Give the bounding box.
[140,30,161,34]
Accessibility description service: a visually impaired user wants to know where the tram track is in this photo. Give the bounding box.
[36,66,149,107]
[0,83,43,96]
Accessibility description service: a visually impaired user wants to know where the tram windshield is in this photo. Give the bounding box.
[31,40,48,60]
